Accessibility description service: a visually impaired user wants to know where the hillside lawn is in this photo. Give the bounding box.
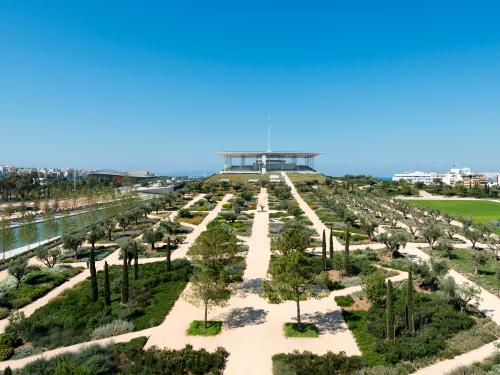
[407,199,500,234]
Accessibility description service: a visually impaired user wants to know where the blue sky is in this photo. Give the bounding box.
[0,1,499,176]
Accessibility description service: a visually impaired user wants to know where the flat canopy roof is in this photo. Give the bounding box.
[216,151,320,158]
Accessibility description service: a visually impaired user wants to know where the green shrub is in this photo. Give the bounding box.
[0,307,9,319]
[0,333,20,348]
[335,295,355,307]
[273,350,364,375]
[0,346,14,361]
[90,319,134,340]
[12,297,31,310]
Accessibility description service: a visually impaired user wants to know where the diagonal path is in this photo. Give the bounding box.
[282,172,343,250]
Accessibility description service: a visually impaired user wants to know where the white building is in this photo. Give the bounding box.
[392,171,447,185]
[392,167,481,186]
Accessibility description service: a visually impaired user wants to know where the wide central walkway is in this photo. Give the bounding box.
[145,187,361,375]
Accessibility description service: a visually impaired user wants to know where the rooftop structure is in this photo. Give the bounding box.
[88,169,155,183]
[216,151,321,174]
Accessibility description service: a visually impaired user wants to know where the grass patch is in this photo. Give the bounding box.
[283,322,319,338]
[176,211,209,225]
[187,320,222,336]
[335,295,355,307]
[407,199,500,233]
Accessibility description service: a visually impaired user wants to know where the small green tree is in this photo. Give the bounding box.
[436,237,454,259]
[360,271,386,305]
[165,236,172,272]
[263,251,326,327]
[187,266,231,329]
[471,251,488,275]
[321,229,327,271]
[421,222,443,250]
[274,221,311,255]
[8,256,29,288]
[103,218,116,241]
[465,229,482,249]
[142,228,162,250]
[62,232,84,259]
[121,248,129,304]
[36,246,59,268]
[87,224,105,302]
[406,271,415,336]
[104,261,111,306]
[386,280,394,342]
[379,230,409,258]
[343,227,351,276]
[329,229,334,269]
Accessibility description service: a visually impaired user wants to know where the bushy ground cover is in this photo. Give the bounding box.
[8,260,191,351]
[446,352,500,375]
[342,291,498,371]
[0,265,82,313]
[10,337,228,374]
[272,350,364,375]
[407,200,500,234]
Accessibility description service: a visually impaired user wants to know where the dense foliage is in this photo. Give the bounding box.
[9,260,191,350]
[14,337,228,375]
[272,350,364,375]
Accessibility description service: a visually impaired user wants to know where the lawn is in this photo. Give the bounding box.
[283,322,319,338]
[286,173,326,183]
[187,320,222,336]
[407,199,500,233]
[10,260,191,351]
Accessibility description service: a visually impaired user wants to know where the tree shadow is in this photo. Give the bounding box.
[225,307,268,328]
[236,278,263,297]
[297,310,348,334]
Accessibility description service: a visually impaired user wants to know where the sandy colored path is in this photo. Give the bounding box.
[145,188,362,375]
[282,172,343,250]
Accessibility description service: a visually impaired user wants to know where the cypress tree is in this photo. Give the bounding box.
[329,229,334,269]
[89,244,98,302]
[321,229,327,271]
[386,280,394,342]
[406,271,415,336]
[133,242,139,281]
[166,236,172,272]
[104,261,111,306]
[4,367,12,375]
[343,227,350,276]
[121,249,129,304]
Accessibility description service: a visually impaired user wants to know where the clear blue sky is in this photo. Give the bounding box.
[1,1,499,176]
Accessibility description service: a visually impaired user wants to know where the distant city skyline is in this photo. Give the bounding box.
[1,2,499,175]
